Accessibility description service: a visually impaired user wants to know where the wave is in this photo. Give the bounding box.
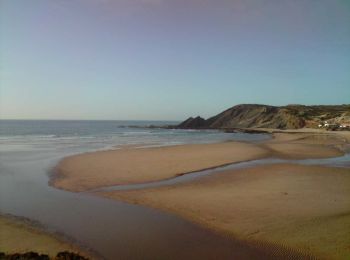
[121,131,153,136]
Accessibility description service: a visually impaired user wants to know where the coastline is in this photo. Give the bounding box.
[0,214,93,259]
[50,130,350,259]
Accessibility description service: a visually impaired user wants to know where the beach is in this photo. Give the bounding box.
[101,163,350,259]
[51,130,350,259]
[52,141,270,192]
[1,121,288,260]
[3,0,350,258]
[52,131,344,192]
[0,215,90,258]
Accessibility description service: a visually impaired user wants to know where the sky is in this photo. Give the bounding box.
[1,0,350,120]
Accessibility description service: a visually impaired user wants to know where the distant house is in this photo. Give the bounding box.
[318,121,328,128]
[318,121,341,129]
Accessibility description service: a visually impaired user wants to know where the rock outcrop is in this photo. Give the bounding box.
[177,116,206,129]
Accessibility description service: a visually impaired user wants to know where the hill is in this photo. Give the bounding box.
[177,104,350,130]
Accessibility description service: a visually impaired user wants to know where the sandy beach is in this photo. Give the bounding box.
[100,163,350,259]
[52,131,345,192]
[262,131,347,159]
[0,215,91,258]
[51,130,350,259]
[53,141,270,192]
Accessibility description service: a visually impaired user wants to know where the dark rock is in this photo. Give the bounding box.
[177,116,206,129]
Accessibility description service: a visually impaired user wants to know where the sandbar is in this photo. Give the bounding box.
[52,132,346,192]
[52,141,269,192]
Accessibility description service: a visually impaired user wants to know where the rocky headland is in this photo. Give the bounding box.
[177,104,350,130]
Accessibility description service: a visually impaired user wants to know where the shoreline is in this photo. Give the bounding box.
[0,214,94,259]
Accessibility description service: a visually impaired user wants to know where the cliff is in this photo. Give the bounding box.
[177,104,350,130]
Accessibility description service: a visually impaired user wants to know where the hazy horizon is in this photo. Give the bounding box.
[1,0,350,120]
[0,103,350,122]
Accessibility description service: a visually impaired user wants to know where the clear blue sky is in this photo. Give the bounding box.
[1,0,349,120]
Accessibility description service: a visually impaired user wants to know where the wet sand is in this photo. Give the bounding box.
[262,132,346,159]
[100,164,350,260]
[0,215,89,258]
[52,132,345,192]
[53,141,269,192]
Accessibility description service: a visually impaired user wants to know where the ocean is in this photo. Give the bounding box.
[0,119,269,153]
